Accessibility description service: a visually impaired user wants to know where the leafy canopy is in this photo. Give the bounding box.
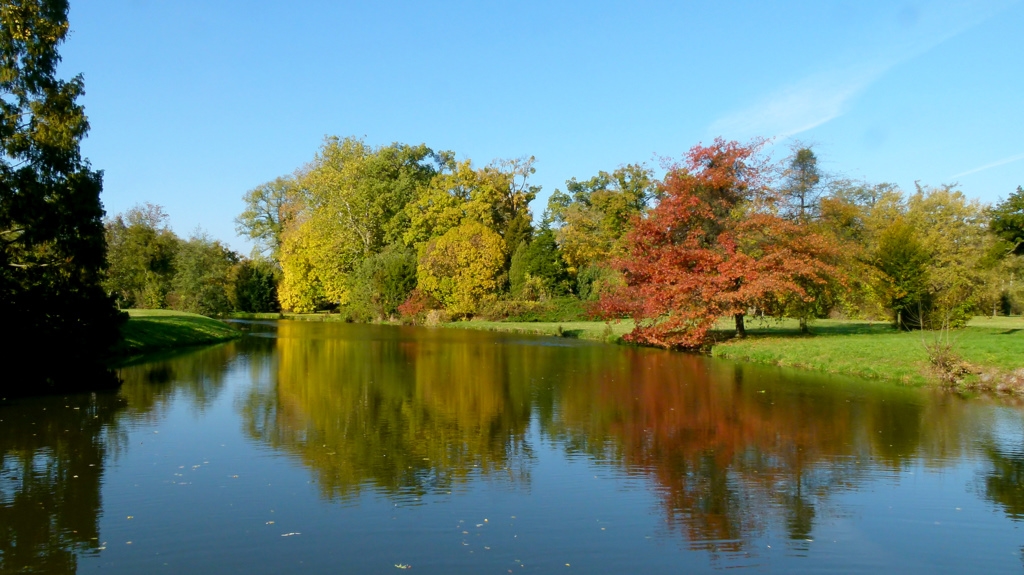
[598,139,840,349]
[277,137,438,311]
[990,186,1024,256]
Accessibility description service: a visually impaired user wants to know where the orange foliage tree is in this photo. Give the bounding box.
[597,139,841,348]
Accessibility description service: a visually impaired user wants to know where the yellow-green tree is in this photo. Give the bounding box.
[405,155,539,252]
[403,158,500,246]
[546,164,657,273]
[276,137,438,311]
[845,183,991,327]
[904,185,991,326]
[278,200,350,312]
[417,221,505,315]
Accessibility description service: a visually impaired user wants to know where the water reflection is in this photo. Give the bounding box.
[0,392,125,574]
[541,351,935,552]
[3,321,1022,572]
[233,322,995,552]
[979,420,1024,522]
[117,342,243,419]
[239,322,534,501]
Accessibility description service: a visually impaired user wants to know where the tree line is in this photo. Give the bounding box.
[103,202,279,315]
[225,136,1024,347]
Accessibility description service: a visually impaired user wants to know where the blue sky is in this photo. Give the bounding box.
[60,0,1023,254]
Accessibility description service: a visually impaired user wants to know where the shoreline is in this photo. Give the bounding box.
[441,316,1024,392]
[222,312,1023,392]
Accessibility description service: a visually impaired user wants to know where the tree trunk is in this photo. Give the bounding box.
[735,313,746,338]
[799,317,809,334]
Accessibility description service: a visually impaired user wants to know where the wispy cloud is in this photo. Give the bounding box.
[950,152,1024,179]
[708,1,1015,140]
[708,65,887,140]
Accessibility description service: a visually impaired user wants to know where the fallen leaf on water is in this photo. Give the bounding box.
[394,564,411,570]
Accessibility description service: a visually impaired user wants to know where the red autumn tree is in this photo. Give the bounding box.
[597,139,841,349]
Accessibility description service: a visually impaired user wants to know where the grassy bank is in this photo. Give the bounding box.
[446,316,1024,389]
[711,317,1024,388]
[111,309,242,359]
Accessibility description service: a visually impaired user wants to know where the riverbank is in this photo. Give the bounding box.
[444,316,1024,390]
[110,309,242,361]
[712,316,1024,391]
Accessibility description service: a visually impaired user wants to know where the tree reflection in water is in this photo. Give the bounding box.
[240,322,534,501]
[4,321,1017,572]
[116,341,245,419]
[0,392,125,574]
[235,322,994,554]
[0,339,253,573]
[979,433,1024,521]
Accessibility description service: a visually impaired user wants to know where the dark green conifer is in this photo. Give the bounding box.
[0,0,124,393]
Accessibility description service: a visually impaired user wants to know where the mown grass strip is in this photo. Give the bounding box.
[710,316,1024,385]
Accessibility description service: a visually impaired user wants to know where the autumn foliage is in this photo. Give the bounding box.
[597,139,841,349]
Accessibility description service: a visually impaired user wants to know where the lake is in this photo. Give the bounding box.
[2,320,1023,573]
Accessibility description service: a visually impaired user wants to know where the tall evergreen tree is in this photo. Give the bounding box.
[0,0,124,392]
[781,146,823,222]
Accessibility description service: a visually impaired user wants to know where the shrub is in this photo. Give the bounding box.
[923,330,971,385]
[476,296,589,322]
[398,289,440,324]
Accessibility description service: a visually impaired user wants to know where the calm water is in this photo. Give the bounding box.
[2,321,1024,574]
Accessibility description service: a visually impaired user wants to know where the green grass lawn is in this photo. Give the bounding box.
[711,316,1024,385]
[111,309,242,359]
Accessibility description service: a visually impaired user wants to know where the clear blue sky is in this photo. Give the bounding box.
[60,0,1023,254]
